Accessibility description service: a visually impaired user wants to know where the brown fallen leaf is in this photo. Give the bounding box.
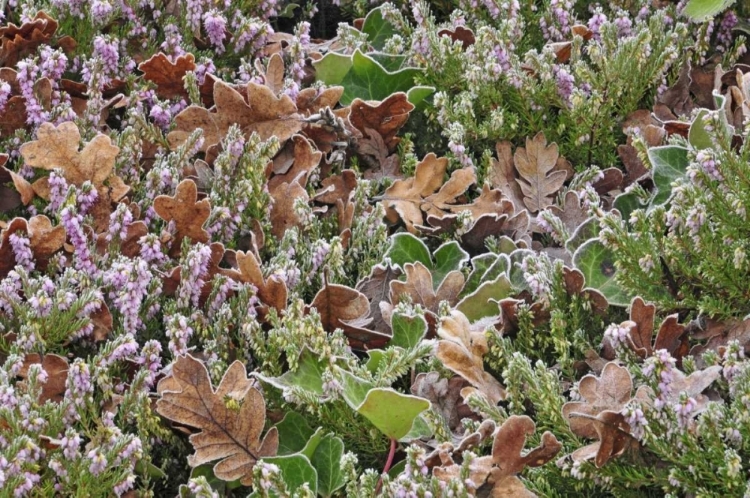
[348,92,414,151]
[269,180,309,240]
[139,52,198,101]
[167,80,303,153]
[514,132,567,213]
[0,12,58,67]
[411,372,471,431]
[268,134,321,193]
[156,355,278,485]
[153,179,210,257]
[390,262,464,316]
[0,216,66,278]
[17,353,69,403]
[357,128,402,181]
[562,362,649,467]
[296,86,344,116]
[437,26,475,49]
[436,310,506,405]
[382,153,472,233]
[222,250,288,315]
[308,280,391,350]
[355,264,402,333]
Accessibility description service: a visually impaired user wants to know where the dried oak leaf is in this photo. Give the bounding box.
[0,154,22,212]
[561,266,608,315]
[19,121,126,232]
[308,280,391,350]
[436,310,506,405]
[382,154,475,233]
[268,134,321,193]
[437,26,475,49]
[222,250,287,314]
[153,179,210,258]
[156,355,278,485]
[689,318,750,364]
[0,215,66,278]
[269,180,309,240]
[355,263,402,333]
[488,415,562,497]
[514,132,567,213]
[411,372,471,431]
[0,12,58,67]
[390,262,464,319]
[348,92,414,151]
[621,297,689,361]
[296,86,345,116]
[357,127,402,181]
[167,80,302,153]
[139,52,199,101]
[17,353,68,403]
[562,362,648,467]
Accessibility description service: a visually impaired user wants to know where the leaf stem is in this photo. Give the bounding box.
[375,437,398,494]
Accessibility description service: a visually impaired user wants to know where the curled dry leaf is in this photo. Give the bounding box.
[562,362,649,467]
[0,12,58,67]
[156,355,278,486]
[355,263,402,333]
[139,52,214,105]
[17,353,69,403]
[436,310,506,405]
[19,121,127,232]
[411,372,472,431]
[153,179,210,257]
[348,92,414,151]
[309,280,391,350]
[268,134,321,193]
[269,180,309,240]
[222,250,288,315]
[689,318,750,365]
[0,216,66,278]
[167,80,302,153]
[389,262,465,334]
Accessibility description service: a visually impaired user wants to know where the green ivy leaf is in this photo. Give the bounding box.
[573,238,633,307]
[300,428,325,460]
[432,241,469,288]
[386,233,431,269]
[261,454,318,495]
[456,274,512,322]
[355,388,430,440]
[508,249,535,291]
[275,412,315,455]
[390,309,428,349]
[462,254,502,297]
[314,49,432,105]
[339,369,375,409]
[688,109,712,150]
[310,435,346,497]
[565,217,600,253]
[255,348,326,395]
[361,5,399,50]
[683,0,735,21]
[365,349,387,373]
[648,145,689,208]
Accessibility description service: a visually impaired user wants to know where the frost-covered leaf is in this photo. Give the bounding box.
[156,355,278,486]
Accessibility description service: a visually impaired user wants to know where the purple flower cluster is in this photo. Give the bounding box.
[643,349,676,410]
[16,57,49,126]
[166,314,194,355]
[8,233,34,273]
[541,0,574,42]
[104,258,153,334]
[716,11,738,52]
[61,207,97,276]
[203,10,227,54]
[177,243,213,309]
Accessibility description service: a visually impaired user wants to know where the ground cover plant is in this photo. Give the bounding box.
[1,0,750,496]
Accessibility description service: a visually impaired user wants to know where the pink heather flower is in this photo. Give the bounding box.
[138,233,167,264]
[643,349,676,410]
[716,11,738,51]
[114,475,136,496]
[87,449,107,476]
[106,203,134,243]
[47,170,69,213]
[90,0,113,25]
[104,258,152,334]
[604,322,632,348]
[203,9,227,53]
[77,182,98,215]
[587,12,607,40]
[695,150,723,182]
[614,12,633,38]
[92,35,119,79]
[0,81,11,113]
[60,429,82,460]
[65,359,94,406]
[16,57,49,125]
[673,394,698,429]
[160,23,185,59]
[623,404,647,440]
[554,65,575,105]
[177,243,213,309]
[166,314,194,355]
[61,207,97,276]
[9,233,34,272]
[149,100,172,128]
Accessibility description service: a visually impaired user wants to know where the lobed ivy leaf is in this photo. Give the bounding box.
[573,238,633,307]
[647,145,689,209]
